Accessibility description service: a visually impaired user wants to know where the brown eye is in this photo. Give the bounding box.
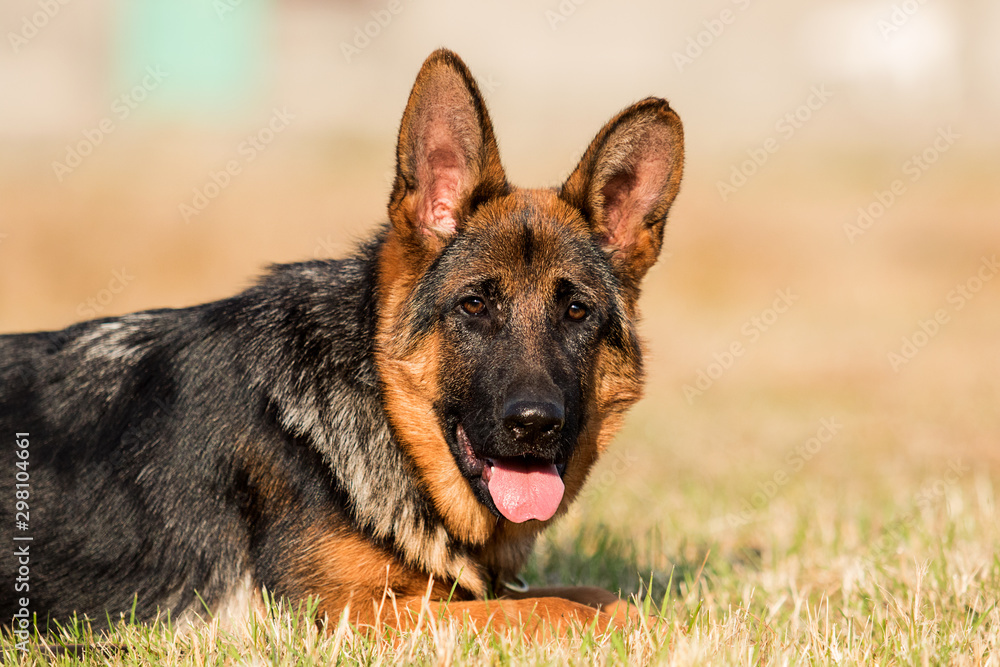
[461,297,486,316]
[566,302,588,321]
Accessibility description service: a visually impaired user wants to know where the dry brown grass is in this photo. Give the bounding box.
[1,131,998,664]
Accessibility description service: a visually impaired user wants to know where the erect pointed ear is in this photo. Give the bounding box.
[560,98,684,289]
[388,49,508,257]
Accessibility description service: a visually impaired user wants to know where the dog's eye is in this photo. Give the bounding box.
[566,302,588,321]
[460,297,487,316]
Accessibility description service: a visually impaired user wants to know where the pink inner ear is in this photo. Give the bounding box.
[422,148,463,235]
[415,120,470,237]
[601,156,667,249]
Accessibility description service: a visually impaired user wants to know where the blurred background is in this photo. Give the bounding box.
[1,1,998,546]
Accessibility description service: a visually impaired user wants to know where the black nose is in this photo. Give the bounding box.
[502,397,565,442]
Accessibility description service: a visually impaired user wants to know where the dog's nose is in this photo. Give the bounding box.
[502,398,564,442]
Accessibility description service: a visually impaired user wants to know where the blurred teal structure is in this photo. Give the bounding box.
[114,0,271,118]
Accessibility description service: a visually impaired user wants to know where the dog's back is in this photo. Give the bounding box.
[1,48,683,634]
[0,255,382,624]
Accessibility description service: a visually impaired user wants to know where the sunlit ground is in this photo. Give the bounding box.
[1,128,998,661]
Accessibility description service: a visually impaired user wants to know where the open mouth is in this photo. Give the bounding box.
[456,424,566,523]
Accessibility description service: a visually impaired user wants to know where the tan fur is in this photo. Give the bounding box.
[401,596,619,638]
[375,239,498,547]
[285,520,624,635]
[288,521,460,628]
[335,48,681,635]
[561,99,684,293]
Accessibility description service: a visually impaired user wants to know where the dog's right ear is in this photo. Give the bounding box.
[560,98,684,293]
[388,49,508,259]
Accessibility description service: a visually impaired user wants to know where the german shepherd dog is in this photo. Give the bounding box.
[0,49,683,635]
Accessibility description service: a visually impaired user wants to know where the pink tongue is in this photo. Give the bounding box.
[487,459,565,523]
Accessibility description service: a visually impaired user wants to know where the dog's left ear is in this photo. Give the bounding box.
[560,98,684,290]
[388,49,508,258]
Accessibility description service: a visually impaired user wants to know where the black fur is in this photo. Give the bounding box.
[0,235,454,626]
[1,47,683,631]
[425,220,634,517]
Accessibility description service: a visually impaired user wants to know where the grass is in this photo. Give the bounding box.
[2,137,998,665]
[3,416,997,665]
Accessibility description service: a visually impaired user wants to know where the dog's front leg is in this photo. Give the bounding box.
[394,596,620,638]
[497,585,641,622]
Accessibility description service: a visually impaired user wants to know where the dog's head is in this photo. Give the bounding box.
[374,50,683,555]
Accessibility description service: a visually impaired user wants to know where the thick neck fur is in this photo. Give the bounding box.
[234,233,492,595]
